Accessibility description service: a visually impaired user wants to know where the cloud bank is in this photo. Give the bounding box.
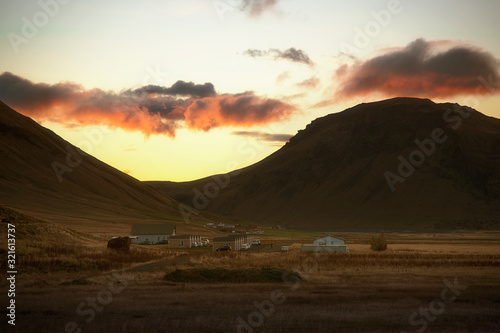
[0,72,296,137]
[335,39,500,99]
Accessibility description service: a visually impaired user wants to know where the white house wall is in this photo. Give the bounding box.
[132,234,169,244]
[313,236,345,246]
[302,245,349,253]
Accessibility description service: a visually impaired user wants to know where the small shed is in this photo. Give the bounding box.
[168,235,201,248]
[313,236,345,246]
[131,223,176,245]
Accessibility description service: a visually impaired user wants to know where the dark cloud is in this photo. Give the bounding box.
[0,72,296,137]
[231,131,293,142]
[129,80,216,98]
[335,39,500,99]
[244,49,267,58]
[244,47,314,66]
[274,47,314,66]
[240,0,279,17]
[0,71,78,112]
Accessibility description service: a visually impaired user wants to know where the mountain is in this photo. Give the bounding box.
[0,101,216,234]
[148,98,500,231]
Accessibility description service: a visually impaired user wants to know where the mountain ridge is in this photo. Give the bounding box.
[148,97,500,231]
[0,100,214,234]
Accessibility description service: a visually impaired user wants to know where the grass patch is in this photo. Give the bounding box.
[59,278,91,286]
[163,267,304,283]
[261,229,322,238]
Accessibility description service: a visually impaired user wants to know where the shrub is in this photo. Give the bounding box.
[164,268,304,283]
[370,234,388,251]
[107,237,131,251]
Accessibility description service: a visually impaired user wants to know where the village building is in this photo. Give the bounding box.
[313,235,345,246]
[213,234,253,251]
[253,228,264,235]
[130,223,176,245]
[168,235,201,248]
[302,235,349,253]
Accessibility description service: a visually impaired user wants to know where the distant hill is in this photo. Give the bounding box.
[0,101,218,234]
[148,98,500,231]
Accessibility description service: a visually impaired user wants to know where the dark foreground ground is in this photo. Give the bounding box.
[3,267,500,333]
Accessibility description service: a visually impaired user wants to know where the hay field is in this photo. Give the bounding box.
[1,210,499,332]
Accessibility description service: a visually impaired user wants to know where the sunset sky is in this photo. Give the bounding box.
[1,0,499,181]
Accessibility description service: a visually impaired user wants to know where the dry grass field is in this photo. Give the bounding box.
[1,209,500,332]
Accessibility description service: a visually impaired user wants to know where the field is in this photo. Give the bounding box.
[1,213,500,333]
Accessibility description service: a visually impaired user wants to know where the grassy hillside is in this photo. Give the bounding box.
[149,98,500,231]
[0,101,229,234]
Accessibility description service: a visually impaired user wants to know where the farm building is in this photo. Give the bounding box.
[131,223,176,245]
[168,235,201,248]
[213,234,253,251]
[313,236,345,246]
[302,235,349,253]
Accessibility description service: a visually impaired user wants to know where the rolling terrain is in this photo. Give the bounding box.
[149,98,500,231]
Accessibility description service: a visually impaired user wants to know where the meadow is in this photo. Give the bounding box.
[1,212,499,332]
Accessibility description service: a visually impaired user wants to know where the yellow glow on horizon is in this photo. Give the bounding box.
[41,122,289,182]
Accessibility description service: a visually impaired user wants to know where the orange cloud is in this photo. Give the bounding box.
[184,94,296,131]
[0,72,296,137]
[335,39,500,100]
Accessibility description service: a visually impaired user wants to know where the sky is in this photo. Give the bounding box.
[1,0,499,181]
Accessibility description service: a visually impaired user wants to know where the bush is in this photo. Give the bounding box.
[107,237,131,251]
[164,268,304,283]
[370,234,388,251]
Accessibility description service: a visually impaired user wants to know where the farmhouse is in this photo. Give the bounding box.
[302,235,349,253]
[168,235,201,248]
[131,223,176,245]
[213,234,253,251]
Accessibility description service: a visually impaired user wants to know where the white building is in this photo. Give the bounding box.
[302,235,348,253]
[313,235,345,246]
[131,223,176,245]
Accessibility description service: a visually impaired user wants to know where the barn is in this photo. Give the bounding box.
[302,235,349,253]
[313,236,345,246]
[131,223,176,245]
[168,235,201,248]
